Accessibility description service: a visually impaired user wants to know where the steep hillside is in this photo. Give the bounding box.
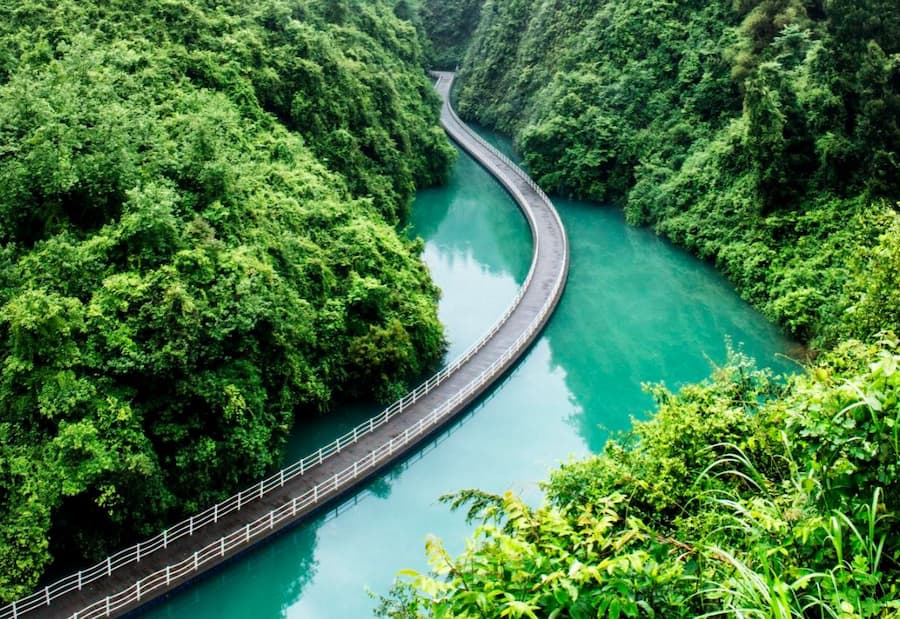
[419,0,485,69]
[375,2,900,617]
[0,0,454,598]
[448,0,900,345]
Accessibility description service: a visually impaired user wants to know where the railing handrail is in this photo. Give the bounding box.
[66,268,567,619]
[0,71,568,619]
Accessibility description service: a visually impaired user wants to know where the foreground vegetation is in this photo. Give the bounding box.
[380,339,900,617]
[0,0,454,599]
[379,0,900,616]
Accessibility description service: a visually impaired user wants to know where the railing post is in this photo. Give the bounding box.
[13,79,561,619]
[245,523,250,542]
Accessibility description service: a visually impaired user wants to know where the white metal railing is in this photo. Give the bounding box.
[435,73,555,216]
[438,72,566,290]
[1,71,568,619]
[66,272,566,619]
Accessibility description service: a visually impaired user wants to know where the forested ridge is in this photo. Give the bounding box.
[452,0,899,347]
[0,0,454,600]
[418,0,484,70]
[378,1,900,617]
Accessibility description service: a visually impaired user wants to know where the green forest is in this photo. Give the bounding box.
[378,0,900,617]
[449,0,900,349]
[0,0,455,600]
[2,0,899,615]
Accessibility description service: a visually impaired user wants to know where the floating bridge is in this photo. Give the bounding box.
[3,72,569,619]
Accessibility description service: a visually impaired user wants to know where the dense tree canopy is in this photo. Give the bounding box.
[0,0,454,600]
[444,0,899,346]
[418,0,486,69]
[382,1,900,616]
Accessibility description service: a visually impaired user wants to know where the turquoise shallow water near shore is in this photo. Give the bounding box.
[137,138,795,619]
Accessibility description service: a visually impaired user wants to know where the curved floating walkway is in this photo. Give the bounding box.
[4,72,568,619]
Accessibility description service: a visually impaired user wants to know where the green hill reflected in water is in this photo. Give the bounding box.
[137,138,795,619]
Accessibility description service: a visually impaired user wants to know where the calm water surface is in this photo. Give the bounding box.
[138,140,796,618]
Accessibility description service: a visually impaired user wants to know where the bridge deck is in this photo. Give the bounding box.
[9,72,568,619]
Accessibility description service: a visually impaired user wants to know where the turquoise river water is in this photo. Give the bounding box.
[137,136,797,618]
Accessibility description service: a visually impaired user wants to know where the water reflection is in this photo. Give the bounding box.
[413,144,529,360]
[137,133,795,619]
[414,147,530,283]
[542,200,797,453]
[137,137,537,619]
[139,523,319,619]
